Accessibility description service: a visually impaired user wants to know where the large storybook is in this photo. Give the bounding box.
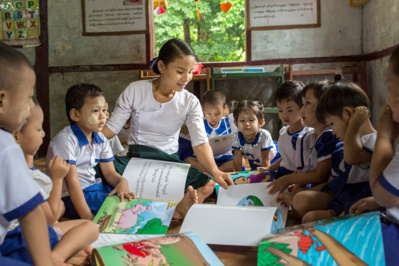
[92,232,224,266]
[257,211,385,266]
[93,158,189,235]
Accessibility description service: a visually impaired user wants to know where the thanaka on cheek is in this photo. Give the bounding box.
[87,114,98,125]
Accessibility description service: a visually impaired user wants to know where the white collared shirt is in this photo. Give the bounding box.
[47,124,114,197]
[106,79,208,154]
[0,129,43,244]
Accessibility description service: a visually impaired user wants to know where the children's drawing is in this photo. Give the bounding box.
[93,195,177,235]
[237,195,264,206]
[258,212,385,266]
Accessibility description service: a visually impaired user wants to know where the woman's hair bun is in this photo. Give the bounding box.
[149,57,161,75]
[334,74,344,83]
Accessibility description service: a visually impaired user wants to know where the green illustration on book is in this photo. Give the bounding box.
[92,232,224,266]
[93,195,177,235]
[258,211,385,266]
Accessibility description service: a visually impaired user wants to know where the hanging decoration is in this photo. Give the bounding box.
[194,0,200,21]
[154,0,165,15]
[220,0,232,13]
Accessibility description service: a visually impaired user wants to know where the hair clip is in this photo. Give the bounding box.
[149,57,158,70]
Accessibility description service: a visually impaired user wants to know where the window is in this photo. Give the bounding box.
[153,0,245,62]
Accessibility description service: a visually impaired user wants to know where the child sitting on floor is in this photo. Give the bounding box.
[232,100,277,171]
[269,80,339,207]
[185,90,237,172]
[368,46,399,265]
[47,83,135,220]
[294,80,376,223]
[5,101,99,265]
[0,42,54,265]
[264,81,308,178]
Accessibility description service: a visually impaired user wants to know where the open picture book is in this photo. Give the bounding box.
[93,158,189,235]
[91,232,224,266]
[257,211,385,266]
[215,170,271,194]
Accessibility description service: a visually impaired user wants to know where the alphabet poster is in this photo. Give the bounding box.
[0,0,40,46]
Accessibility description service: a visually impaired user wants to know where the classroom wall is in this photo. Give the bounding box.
[252,1,362,60]
[363,0,399,125]
[21,0,396,139]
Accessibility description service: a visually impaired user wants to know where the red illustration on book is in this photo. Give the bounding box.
[292,229,326,255]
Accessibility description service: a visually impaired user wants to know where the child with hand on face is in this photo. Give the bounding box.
[368,46,399,265]
[294,80,376,223]
[271,81,339,207]
[47,84,135,220]
[185,90,237,172]
[4,101,99,265]
[232,100,277,171]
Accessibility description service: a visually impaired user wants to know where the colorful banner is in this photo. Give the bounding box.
[0,0,40,46]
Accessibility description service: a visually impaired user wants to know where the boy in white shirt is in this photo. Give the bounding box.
[47,83,135,220]
[0,42,53,265]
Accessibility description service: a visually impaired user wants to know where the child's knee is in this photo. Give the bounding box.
[293,192,313,213]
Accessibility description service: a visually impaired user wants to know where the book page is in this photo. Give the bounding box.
[180,205,282,246]
[122,158,189,202]
[93,196,177,235]
[217,182,288,226]
[258,212,384,266]
[93,232,223,266]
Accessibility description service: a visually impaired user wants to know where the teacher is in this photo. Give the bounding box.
[101,38,233,200]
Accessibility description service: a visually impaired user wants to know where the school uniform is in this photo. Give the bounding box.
[323,133,376,215]
[232,128,277,170]
[185,114,237,166]
[378,140,399,266]
[104,79,210,191]
[47,123,115,218]
[0,129,58,264]
[273,126,308,179]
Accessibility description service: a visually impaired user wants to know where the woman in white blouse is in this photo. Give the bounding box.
[102,38,233,202]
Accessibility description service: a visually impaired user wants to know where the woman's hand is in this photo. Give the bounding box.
[212,170,233,189]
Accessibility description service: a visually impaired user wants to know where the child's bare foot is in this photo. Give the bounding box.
[197,180,215,203]
[65,250,91,266]
[173,186,198,220]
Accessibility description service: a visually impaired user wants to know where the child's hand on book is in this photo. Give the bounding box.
[109,178,135,202]
[267,176,290,195]
[48,155,70,180]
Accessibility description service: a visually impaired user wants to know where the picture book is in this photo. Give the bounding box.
[92,232,224,266]
[180,204,283,246]
[93,196,177,235]
[257,211,385,266]
[217,182,288,227]
[215,170,271,194]
[92,158,190,235]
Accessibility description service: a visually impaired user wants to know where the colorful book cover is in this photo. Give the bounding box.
[93,195,177,235]
[215,170,271,194]
[92,232,224,266]
[258,211,385,266]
